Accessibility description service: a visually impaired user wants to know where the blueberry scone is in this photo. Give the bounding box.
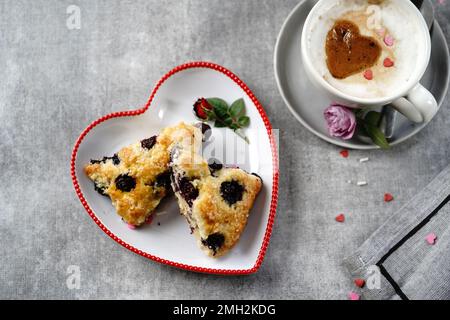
[84,122,203,226]
[170,146,263,257]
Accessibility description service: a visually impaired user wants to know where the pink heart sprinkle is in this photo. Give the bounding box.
[363,69,373,80]
[383,58,395,68]
[127,223,136,230]
[376,28,386,37]
[349,292,360,300]
[384,35,394,47]
[425,233,437,245]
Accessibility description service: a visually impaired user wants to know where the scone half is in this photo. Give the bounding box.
[84,122,203,226]
[170,147,263,257]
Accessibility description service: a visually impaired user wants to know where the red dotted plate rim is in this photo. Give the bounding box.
[70,61,279,275]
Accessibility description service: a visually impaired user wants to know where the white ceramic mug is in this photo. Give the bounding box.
[301,0,437,123]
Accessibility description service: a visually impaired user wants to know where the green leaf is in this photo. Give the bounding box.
[206,98,228,109]
[230,99,245,118]
[204,109,216,120]
[223,117,233,126]
[207,98,228,119]
[364,111,382,127]
[204,97,250,144]
[238,116,250,127]
[214,120,227,128]
[354,109,365,119]
[364,123,390,149]
[356,121,368,136]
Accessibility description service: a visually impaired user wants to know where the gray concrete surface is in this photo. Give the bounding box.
[0,0,449,299]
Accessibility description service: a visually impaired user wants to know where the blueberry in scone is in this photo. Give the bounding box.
[220,180,245,205]
[170,147,262,257]
[140,136,157,150]
[84,122,204,226]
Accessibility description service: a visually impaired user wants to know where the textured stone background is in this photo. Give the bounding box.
[0,0,449,299]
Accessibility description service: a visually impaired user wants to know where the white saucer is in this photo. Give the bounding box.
[274,0,449,149]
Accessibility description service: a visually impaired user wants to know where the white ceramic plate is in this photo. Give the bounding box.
[71,62,279,274]
[274,0,449,149]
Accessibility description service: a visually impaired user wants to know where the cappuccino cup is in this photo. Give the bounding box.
[301,0,437,123]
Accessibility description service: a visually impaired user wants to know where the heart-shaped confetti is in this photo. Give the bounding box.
[384,35,395,47]
[383,58,394,68]
[384,193,394,202]
[425,233,437,245]
[354,278,366,288]
[363,69,373,80]
[340,149,349,158]
[349,292,360,300]
[335,214,345,223]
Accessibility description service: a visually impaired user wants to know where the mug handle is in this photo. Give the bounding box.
[391,83,438,123]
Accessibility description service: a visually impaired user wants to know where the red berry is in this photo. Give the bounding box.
[145,214,154,225]
[363,69,373,80]
[383,58,394,68]
[384,193,394,202]
[354,278,365,288]
[193,98,213,120]
[340,150,349,158]
[335,214,345,223]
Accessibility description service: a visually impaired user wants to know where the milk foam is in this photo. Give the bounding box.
[306,0,427,99]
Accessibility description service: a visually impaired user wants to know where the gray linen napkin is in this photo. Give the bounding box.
[344,165,450,300]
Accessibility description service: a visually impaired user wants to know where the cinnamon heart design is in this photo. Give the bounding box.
[326,20,382,79]
[71,62,278,275]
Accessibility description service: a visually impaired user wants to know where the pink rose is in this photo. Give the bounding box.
[324,103,356,140]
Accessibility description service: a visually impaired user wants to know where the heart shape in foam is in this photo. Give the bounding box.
[326,20,382,79]
[71,62,279,275]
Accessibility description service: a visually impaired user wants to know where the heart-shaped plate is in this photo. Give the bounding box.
[71,62,279,274]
